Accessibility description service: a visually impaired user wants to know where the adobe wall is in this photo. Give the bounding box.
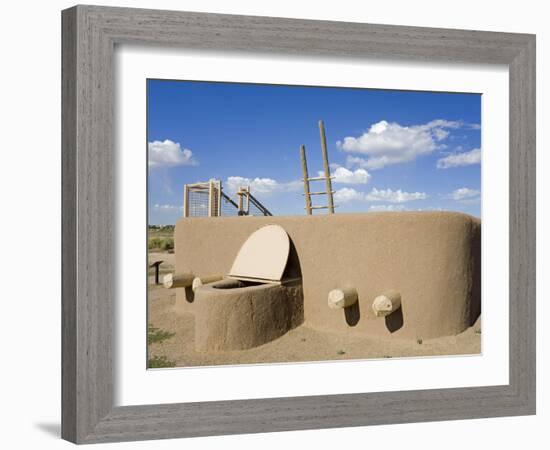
[194,279,303,351]
[174,212,481,340]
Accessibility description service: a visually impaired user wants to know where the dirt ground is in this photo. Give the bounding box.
[147,270,481,368]
[148,252,175,284]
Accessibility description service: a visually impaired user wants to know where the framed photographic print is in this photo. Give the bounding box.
[62,5,535,444]
[146,80,483,367]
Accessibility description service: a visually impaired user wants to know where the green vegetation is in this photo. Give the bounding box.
[148,236,174,251]
[148,325,175,345]
[147,325,176,368]
[148,225,175,252]
[336,350,346,355]
[149,224,175,232]
[148,355,176,368]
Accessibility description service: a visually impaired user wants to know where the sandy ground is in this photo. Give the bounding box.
[148,252,175,284]
[147,277,481,368]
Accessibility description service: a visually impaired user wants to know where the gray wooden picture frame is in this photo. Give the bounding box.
[61,4,536,444]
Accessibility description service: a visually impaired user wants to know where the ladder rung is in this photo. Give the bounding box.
[302,191,335,196]
[306,176,335,181]
[305,205,339,210]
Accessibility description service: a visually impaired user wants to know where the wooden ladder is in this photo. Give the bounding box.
[300,120,336,215]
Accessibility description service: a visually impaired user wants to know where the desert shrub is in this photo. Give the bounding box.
[147,355,176,368]
[161,238,174,251]
[147,325,175,345]
[148,237,163,249]
[148,237,174,251]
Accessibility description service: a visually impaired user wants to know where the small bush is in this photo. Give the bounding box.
[161,238,174,251]
[148,237,174,252]
[148,355,176,368]
[148,237,163,249]
[148,237,174,251]
[148,325,175,345]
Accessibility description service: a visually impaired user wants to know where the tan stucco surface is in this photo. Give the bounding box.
[174,212,481,340]
[194,279,303,351]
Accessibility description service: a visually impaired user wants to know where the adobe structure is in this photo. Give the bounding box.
[164,121,481,353]
[172,211,481,352]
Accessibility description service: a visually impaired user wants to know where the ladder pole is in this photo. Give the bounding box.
[300,145,312,215]
[217,180,222,216]
[208,179,214,217]
[319,120,335,214]
[237,189,244,215]
[183,184,189,218]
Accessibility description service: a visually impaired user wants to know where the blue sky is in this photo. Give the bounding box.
[147,80,481,224]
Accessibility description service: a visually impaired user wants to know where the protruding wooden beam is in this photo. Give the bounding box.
[328,287,358,309]
[192,274,224,291]
[372,290,402,317]
[163,272,195,289]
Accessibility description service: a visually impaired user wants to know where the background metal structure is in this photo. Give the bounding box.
[184,181,222,217]
[62,5,536,444]
[183,180,272,217]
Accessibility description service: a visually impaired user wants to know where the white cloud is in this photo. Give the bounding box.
[226,176,277,194]
[446,187,480,201]
[365,188,427,203]
[345,155,370,169]
[420,119,462,130]
[337,119,461,170]
[432,128,450,141]
[225,176,301,195]
[369,204,407,212]
[334,187,427,204]
[153,203,183,211]
[148,140,198,168]
[333,187,365,203]
[437,148,481,169]
[319,166,370,184]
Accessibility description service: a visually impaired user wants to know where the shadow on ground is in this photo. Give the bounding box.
[35,423,60,438]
